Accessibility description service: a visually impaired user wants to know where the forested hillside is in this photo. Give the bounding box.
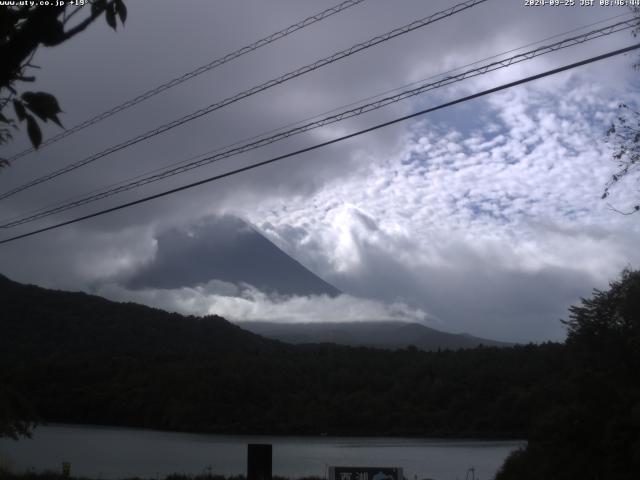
[0,273,560,438]
[496,269,640,480]
[2,271,639,478]
[0,274,279,359]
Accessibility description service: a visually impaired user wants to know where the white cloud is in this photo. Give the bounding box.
[240,69,640,342]
[2,0,639,344]
[254,70,640,268]
[97,280,432,325]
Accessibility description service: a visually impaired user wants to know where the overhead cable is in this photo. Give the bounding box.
[6,0,367,162]
[3,11,633,227]
[0,0,489,201]
[1,18,636,230]
[1,42,637,246]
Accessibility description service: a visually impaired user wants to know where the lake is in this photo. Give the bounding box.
[0,425,525,480]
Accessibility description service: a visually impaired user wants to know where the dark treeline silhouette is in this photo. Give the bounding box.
[0,473,314,480]
[1,271,639,477]
[3,343,569,437]
[496,269,640,479]
[0,273,562,438]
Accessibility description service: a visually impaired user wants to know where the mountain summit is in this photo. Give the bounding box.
[127,215,340,297]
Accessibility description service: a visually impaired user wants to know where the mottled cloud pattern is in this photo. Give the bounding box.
[0,1,639,343]
[245,75,640,341]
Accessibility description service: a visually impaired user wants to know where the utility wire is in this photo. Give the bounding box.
[5,7,630,172]
[2,17,634,227]
[1,43,637,246]
[1,18,636,230]
[6,0,367,162]
[2,11,633,226]
[0,0,489,201]
[27,1,627,223]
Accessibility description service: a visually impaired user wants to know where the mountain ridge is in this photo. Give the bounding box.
[237,320,512,351]
[0,273,282,359]
[126,215,340,297]
[0,272,557,439]
[0,272,511,354]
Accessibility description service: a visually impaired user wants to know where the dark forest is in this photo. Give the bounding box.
[1,270,639,479]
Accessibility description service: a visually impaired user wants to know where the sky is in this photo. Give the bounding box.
[1,0,639,343]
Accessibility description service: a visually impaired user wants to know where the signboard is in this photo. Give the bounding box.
[329,466,403,480]
[247,444,272,480]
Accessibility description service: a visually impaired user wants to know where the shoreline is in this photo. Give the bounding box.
[1,473,323,480]
[18,422,527,443]
[0,426,523,480]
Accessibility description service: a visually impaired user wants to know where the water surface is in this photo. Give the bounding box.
[0,424,524,480]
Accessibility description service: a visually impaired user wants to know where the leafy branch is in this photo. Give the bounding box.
[0,0,127,161]
[603,103,640,214]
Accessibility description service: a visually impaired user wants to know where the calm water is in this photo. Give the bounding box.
[0,424,525,480]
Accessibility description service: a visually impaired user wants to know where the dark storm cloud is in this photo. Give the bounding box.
[258,205,595,342]
[326,239,595,342]
[125,215,340,296]
[1,0,638,341]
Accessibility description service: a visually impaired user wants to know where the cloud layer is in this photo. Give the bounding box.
[98,280,430,325]
[1,1,639,343]
[246,72,640,342]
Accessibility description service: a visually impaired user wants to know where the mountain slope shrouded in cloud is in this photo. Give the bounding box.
[238,320,511,351]
[111,215,437,329]
[126,215,340,297]
[0,272,565,439]
[0,273,280,358]
[0,0,638,347]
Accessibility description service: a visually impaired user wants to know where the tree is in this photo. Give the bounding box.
[563,268,640,349]
[0,0,126,438]
[602,7,640,214]
[603,104,640,214]
[497,269,640,480]
[0,0,127,163]
[0,385,37,440]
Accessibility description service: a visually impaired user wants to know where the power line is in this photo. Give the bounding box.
[0,0,489,201]
[6,0,367,162]
[2,11,633,227]
[1,43,637,246]
[18,4,626,226]
[2,18,636,230]
[2,18,635,227]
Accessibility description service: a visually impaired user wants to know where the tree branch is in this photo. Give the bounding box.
[58,1,115,43]
[62,5,84,26]
[606,203,639,215]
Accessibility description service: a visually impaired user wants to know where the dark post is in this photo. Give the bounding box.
[247,443,272,480]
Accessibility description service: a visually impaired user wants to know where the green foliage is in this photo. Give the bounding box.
[0,274,565,439]
[0,1,126,155]
[497,269,640,479]
[564,268,640,347]
[0,385,37,440]
[21,92,63,127]
[604,104,640,214]
[602,8,640,214]
[3,271,639,476]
